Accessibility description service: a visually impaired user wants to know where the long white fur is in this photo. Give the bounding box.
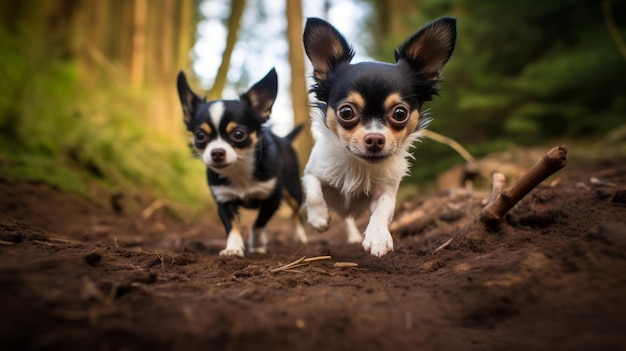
[304,113,424,257]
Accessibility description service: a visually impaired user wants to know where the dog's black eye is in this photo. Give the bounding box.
[194,130,208,143]
[336,104,359,128]
[339,106,355,121]
[230,128,247,142]
[391,107,408,122]
[387,105,410,129]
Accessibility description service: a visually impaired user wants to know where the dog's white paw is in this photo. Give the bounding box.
[219,248,244,257]
[362,226,394,257]
[307,203,330,232]
[221,231,245,257]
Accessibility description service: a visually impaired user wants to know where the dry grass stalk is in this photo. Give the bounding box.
[434,238,454,252]
[270,255,332,273]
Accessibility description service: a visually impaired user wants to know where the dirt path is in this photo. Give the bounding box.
[1,160,626,351]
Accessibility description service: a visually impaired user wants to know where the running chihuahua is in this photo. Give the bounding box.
[302,17,457,257]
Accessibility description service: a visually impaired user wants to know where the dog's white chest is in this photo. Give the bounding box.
[211,177,277,203]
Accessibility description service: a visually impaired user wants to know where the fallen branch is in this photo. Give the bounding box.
[333,262,359,268]
[270,255,332,273]
[481,145,567,226]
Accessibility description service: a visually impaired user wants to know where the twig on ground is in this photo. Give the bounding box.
[270,255,332,273]
[333,262,359,268]
[481,145,567,226]
[142,199,165,219]
[434,238,454,252]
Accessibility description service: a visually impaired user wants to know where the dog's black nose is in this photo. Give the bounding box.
[211,148,226,162]
[363,133,385,152]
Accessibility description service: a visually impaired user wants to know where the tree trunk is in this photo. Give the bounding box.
[286,0,313,170]
[208,0,246,100]
[130,0,147,88]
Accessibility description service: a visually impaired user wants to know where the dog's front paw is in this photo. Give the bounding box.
[221,232,245,257]
[219,248,244,257]
[307,203,330,232]
[362,226,394,257]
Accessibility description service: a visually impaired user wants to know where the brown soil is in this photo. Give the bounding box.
[1,158,626,351]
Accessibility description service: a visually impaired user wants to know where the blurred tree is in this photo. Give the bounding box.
[353,0,626,186]
[0,0,196,136]
[286,0,313,169]
[363,0,626,176]
[207,0,246,99]
[0,0,212,205]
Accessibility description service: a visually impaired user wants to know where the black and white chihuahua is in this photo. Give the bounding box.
[302,17,457,257]
[176,68,307,257]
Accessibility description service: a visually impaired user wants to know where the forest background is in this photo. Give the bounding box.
[1,0,625,218]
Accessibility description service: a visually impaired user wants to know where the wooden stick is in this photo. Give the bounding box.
[481,145,567,226]
[485,173,506,207]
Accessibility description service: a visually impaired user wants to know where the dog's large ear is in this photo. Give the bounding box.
[242,68,278,122]
[303,17,355,81]
[394,16,456,81]
[176,71,203,126]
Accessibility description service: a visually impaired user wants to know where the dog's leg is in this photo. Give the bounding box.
[248,226,268,254]
[292,210,308,243]
[217,202,245,257]
[285,195,308,243]
[362,181,399,257]
[345,216,362,243]
[248,192,281,253]
[284,181,308,243]
[303,174,330,232]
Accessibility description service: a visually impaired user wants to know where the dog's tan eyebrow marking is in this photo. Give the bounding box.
[225,121,238,134]
[200,122,212,135]
[383,93,405,110]
[344,92,365,110]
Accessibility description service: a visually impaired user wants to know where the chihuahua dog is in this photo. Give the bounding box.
[302,17,456,257]
[176,68,307,257]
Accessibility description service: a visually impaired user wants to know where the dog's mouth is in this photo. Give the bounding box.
[360,154,389,163]
[348,149,390,163]
[209,163,230,169]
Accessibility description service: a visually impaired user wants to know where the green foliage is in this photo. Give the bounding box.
[366,0,626,184]
[0,25,211,214]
